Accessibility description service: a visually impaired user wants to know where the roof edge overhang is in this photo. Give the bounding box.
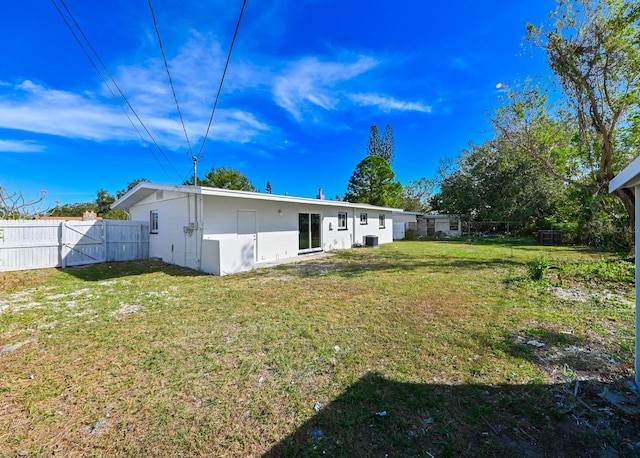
[111,182,402,212]
[610,156,640,193]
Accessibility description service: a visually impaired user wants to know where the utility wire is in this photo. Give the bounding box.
[196,0,247,160]
[52,0,183,184]
[147,0,193,158]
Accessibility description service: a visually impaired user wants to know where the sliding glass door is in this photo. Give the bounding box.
[299,213,321,252]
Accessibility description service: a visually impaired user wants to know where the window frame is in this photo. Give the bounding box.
[359,213,368,225]
[337,212,348,230]
[378,214,386,229]
[150,210,159,234]
[449,219,458,231]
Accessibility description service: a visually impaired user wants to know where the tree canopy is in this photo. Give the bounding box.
[432,138,565,226]
[344,155,402,207]
[398,178,434,213]
[366,124,395,164]
[495,0,640,229]
[197,167,256,191]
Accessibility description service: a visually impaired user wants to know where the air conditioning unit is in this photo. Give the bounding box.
[364,235,378,247]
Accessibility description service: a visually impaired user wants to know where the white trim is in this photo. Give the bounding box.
[610,156,640,192]
[113,182,400,212]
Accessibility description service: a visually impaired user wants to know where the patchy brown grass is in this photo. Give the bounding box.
[0,241,638,457]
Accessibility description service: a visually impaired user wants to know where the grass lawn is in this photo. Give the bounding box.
[0,240,638,457]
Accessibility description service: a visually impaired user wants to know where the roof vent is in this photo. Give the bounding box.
[316,188,324,200]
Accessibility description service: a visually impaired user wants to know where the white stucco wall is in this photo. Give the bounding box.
[124,186,395,274]
[127,189,201,270]
[201,197,393,264]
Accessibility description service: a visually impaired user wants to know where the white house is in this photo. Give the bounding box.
[112,182,398,276]
[609,157,640,388]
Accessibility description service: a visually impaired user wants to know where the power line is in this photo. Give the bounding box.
[51,0,183,184]
[196,0,247,160]
[147,0,193,158]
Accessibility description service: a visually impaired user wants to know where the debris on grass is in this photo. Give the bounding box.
[110,303,141,316]
[1,338,37,355]
[84,413,110,436]
[598,387,640,416]
[527,339,546,348]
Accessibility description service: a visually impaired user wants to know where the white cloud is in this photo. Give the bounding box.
[0,80,134,141]
[0,139,45,153]
[349,93,432,113]
[273,56,380,121]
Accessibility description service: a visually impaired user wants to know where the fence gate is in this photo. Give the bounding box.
[61,221,107,267]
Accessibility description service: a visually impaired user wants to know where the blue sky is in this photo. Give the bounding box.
[1,1,556,206]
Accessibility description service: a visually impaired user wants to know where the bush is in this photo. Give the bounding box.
[527,256,549,281]
[563,257,635,284]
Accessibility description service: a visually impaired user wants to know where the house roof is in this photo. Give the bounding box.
[392,210,422,216]
[610,155,640,192]
[111,182,402,212]
[421,214,460,219]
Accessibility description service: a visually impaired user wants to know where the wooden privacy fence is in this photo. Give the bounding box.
[0,220,149,272]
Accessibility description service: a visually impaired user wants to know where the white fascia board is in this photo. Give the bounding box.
[610,156,640,192]
[111,182,197,210]
[112,182,401,212]
[199,187,400,211]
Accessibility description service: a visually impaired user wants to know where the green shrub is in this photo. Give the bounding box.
[527,256,549,281]
[563,258,635,284]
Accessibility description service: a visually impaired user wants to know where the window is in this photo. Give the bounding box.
[338,212,348,230]
[379,214,385,228]
[360,213,368,225]
[150,210,159,234]
[450,219,458,231]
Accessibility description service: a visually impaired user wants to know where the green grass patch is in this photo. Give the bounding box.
[0,242,636,457]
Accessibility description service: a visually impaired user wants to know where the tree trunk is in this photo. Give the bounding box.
[613,187,635,248]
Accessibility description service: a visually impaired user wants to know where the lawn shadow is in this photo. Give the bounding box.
[60,260,203,281]
[291,250,524,279]
[263,372,639,458]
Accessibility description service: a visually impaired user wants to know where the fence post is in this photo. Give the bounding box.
[138,223,143,259]
[101,221,107,263]
[60,221,67,268]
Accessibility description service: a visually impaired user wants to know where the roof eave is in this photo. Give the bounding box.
[610,156,640,193]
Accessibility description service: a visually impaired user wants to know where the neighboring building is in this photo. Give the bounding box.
[392,211,420,239]
[112,182,398,275]
[417,214,462,238]
[391,212,462,239]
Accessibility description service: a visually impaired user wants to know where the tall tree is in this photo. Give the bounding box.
[344,155,402,207]
[495,0,640,230]
[380,124,396,164]
[366,124,395,164]
[366,125,381,158]
[198,167,256,191]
